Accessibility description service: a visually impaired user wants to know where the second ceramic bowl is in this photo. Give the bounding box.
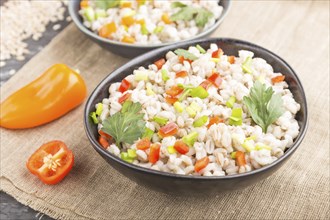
[68,0,231,58]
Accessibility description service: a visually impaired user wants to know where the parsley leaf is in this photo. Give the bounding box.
[243,81,284,133]
[171,1,187,8]
[195,8,213,27]
[171,7,197,21]
[101,101,146,146]
[170,6,213,27]
[95,0,120,10]
[174,49,198,61]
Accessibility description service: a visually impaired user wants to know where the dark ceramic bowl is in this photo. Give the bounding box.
[68,0,231,58]
[84,38,308,196]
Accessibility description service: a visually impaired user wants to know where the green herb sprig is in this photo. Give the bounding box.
[243,81,284,133]
[174,49,198,61]
[95,0,120,10]
[171,3,213,27]
[102,101,145,146]
[171,1,187,8]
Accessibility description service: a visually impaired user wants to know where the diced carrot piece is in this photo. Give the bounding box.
[165,86,184,97]
[158,122,178,138]
[136,138,151,150]
[207,116,224,129]
[194,156,210,172]
[235,151,246,166]
[99,22,117,38]
[228,56,235,64]
[212,48,224,58]
[207,73,222,87]
[121,36,135,44]
[98,136,109,149]
[80,0,88,8]
[118,93,131,104]
[118,79,131,93]
[271,75,285,84]
[176,71,188,78]
[149,144,160,164]
[165,96,178,105]
[178,56,192,64]
[174,140,189,154]
[120,1,132,8]
[121,16,135,26]
[161,13,172,24]
[178,56,185,64]
[154,58,166,70]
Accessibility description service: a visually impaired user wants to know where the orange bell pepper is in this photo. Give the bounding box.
[161,13,172,24]
[194,156,209,172]
[235,151,246,166]
[271,75,285,84]
[99,22,117,38]
[0,64,87,129]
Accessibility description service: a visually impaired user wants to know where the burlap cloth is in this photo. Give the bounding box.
[1,1,329,219]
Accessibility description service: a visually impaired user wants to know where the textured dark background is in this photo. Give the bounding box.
[0,1,70,219]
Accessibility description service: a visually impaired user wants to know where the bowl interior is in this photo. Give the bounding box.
[69,0,232,48]
[84,38,308,179]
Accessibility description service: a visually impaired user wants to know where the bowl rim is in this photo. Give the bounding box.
[68,0,232,48]
[84,37,308,180]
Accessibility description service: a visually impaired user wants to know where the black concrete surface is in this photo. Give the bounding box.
[0,192,53,220]
[0,1,70,219]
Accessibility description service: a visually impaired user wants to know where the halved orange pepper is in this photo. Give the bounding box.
[26,140,74,185]
[0,64,87,129]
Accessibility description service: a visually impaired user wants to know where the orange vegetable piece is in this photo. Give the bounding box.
[207,116,224,129]
[0,64,87,129]
[176,71,188,78]
[99,22,117,38]
[212,48,224,58]
[165,96,178,105]
[26,140,74,185]
[174,140,189,154]
[136,138,151,150]
[149,143,160,164]
[80,0,89,8]
[154,58,166,70]
[165,85,184,97]
[99,130,112,139]
[120,1,132,8]
[118,93,131,104]
[178,56,192,64]
[158,122,178,138]
[178,56,185,64]
[121,36,135,44]
[235,151,246,166]
[98,136,110,149]
[121,15,135,27]
[118,79,131,93]
[228,56,235,64]
[161,13,172,24]
[207,72,222,87]
[194,156,210,172]
[271,75,285,84]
